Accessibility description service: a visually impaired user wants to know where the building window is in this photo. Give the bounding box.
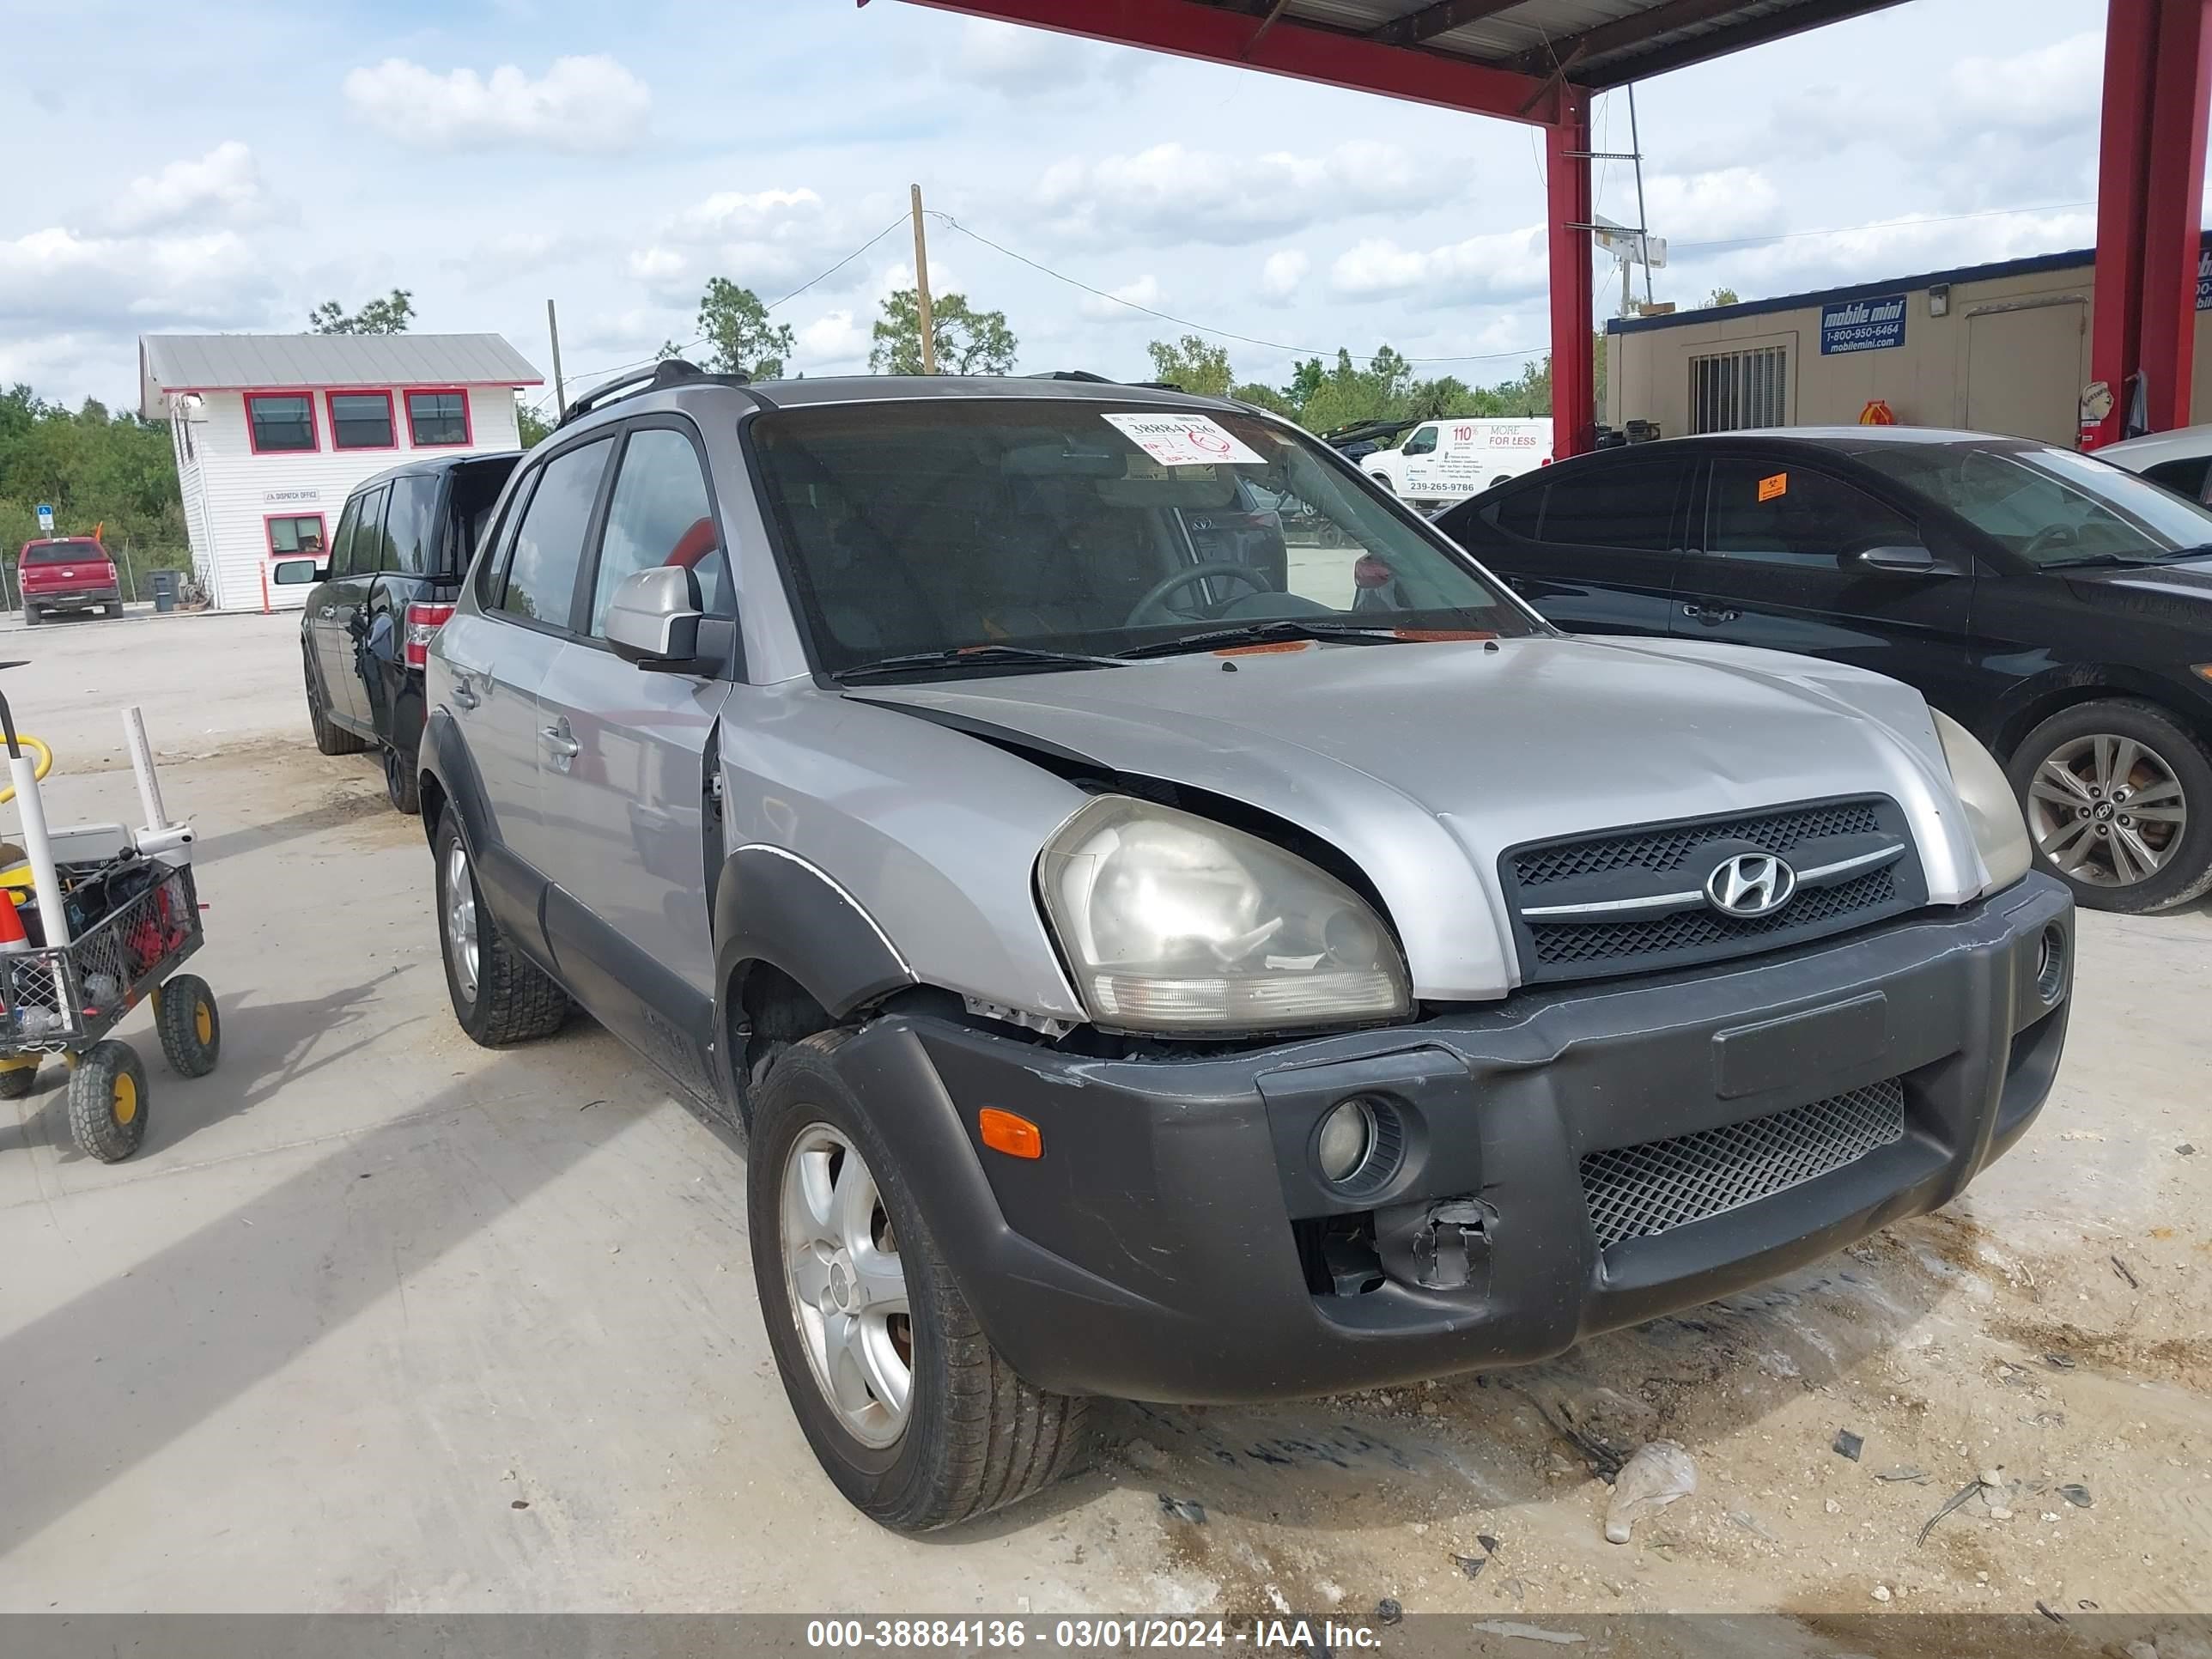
[1688,345,1790,434]
[329,391,396,450]
[266,514,327,562]
[246,393,318,453]
[406,390,471,447]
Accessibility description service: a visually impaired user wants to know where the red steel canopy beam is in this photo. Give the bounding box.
[2087,0,2212,446]
[888,0,1563,123]
[1547,88,1596,458]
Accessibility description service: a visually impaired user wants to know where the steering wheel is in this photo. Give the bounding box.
[1124,562,1274,627]
[2021,523,2081,560]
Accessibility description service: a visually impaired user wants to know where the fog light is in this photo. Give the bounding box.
[2035,924,2067,1003]
[1316,1098,1377,1183]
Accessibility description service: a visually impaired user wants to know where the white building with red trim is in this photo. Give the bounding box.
[138,332,543,611]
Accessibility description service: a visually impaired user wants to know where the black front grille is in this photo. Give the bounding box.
[1514,800,1883,890]
[1580,1079,1907,1251]
[1504,796,1924,983]
[1530,867,1897,967]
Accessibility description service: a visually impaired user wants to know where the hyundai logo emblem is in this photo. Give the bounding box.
[1705,852,1796,919]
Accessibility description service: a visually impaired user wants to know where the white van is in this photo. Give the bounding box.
[1363,418,1553,507]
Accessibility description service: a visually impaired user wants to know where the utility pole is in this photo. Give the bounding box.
[1626,85,1655,310]
[546,298,568,416]
[910,184,938,375]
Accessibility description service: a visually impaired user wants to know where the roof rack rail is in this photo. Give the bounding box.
[559,357,750,427]
[1027,369,1115,383]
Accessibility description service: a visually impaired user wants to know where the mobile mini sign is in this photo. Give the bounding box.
[1820,294,1907,356]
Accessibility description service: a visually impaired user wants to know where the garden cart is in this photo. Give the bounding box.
[0,675,218,1161]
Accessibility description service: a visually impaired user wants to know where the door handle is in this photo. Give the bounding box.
[451,677,480,710]
[1682,603,1739,626]
[540,722,581,760]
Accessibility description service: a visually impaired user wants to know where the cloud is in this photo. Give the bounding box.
[630,186,876,301]
[0,226,274,334]
[343,55,651,154]
[944,18,1146,98]
[795,309,870,370]
[1036,140,1429,247]
[1642,167,1787,246]
[1329,225,1549,306]
[1080,274,1162,319]
[1259,250,1309,304]
[106,143,270,234]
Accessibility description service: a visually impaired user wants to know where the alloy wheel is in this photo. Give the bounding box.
[780,1123,913,1448]
[443,841,479,1001]
[2025,732,2188,888]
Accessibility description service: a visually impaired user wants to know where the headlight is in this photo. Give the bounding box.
[1038,795,1411,1033]
[1932,708,2031,892]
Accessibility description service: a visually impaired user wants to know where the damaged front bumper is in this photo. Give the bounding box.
[842,871,2072,1405]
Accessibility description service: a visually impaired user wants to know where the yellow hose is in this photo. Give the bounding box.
[0,736,54,806]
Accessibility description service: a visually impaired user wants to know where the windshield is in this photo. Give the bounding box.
[24,542,103,566]
[747,399,1538,674]
[1850,442,2212,565]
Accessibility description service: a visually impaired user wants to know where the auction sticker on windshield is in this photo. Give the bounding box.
[1103,412,1267,470]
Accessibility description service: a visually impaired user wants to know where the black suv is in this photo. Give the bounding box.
[1440,427,2212,914]
[276,452,520,811]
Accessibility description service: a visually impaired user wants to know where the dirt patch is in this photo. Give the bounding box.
[1984,1314,2212,1393]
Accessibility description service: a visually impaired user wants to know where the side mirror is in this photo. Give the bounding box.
[271,558,324,586]
[605,565,705,670]
[1850,544,1958,578]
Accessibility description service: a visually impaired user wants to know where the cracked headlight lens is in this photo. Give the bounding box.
[1039,795,1411,1033]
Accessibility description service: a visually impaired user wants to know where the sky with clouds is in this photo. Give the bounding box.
[6,0,2117,414]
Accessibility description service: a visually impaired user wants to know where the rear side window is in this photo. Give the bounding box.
[1485,481,1547,539]
[1705,459,1914,562]
[588,428,731,635]
[343,486,389,577]
[1539,459,1688,551]
[2141,455,2212,501]
[495,439,611,630]
[384,475,440,576]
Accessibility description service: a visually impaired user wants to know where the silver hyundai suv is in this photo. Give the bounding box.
[419,362,2074,1532]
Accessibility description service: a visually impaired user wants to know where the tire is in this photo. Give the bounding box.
[23,606,40,629]
[307,655,366,756]
[154,972,221,1078]
[2007,697,2212,914]
[434,813,569,1046]
[385,744,422,815]
[66,1040,149,1163]
[749,1030,1090,1532]
[0,1058,38,1099]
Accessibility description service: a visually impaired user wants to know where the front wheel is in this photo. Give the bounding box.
[2008,698,2212,913]
[155,973,221,1077]
[67,1041,149,1163]
[749,1031,1089,1532]
[22,606,40,629]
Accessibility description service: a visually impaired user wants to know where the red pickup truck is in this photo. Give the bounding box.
[16,538,123,624]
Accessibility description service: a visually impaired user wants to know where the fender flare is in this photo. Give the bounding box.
[713,844,918,1024]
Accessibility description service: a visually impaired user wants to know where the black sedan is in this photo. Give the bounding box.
[1439,428,2212,913]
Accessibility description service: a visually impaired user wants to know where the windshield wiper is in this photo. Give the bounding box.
[1114,619,1406,659]
[2039,553,2171,569]
[832,644,1129,681]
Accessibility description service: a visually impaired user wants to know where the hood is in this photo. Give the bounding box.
[2063,555,2212,611]
[850,634,1985,999]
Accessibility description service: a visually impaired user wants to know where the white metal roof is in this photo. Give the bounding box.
[139,331,542,418]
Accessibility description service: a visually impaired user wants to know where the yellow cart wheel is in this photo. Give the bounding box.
[153,974,221,1079]
[65,1040,148,1163]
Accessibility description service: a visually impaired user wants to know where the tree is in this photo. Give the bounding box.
[664,276,795,380]
[1705,286,1741,308]
[1284,358,1327,408]
[1145,335,1233,398]
[309,289,415,335]
[1230,382,1295,416]
[869,289,1018,376]
[517,403,554,448]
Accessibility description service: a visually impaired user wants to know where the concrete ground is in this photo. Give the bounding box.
[0,611,2206,1625]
